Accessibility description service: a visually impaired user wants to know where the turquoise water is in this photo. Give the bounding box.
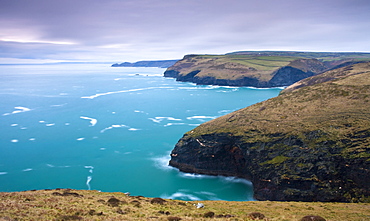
[0,64,282,201]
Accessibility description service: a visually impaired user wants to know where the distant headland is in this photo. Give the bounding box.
[163,51,370,88]
[112,60,179,68]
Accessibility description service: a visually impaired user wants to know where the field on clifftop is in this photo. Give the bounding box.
[1,189,370,220]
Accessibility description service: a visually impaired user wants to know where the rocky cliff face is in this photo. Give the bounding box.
[169,62,370,202]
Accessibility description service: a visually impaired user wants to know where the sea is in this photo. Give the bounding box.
[0,64,282,201]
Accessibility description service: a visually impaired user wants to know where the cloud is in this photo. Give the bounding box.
[0,0,369,63]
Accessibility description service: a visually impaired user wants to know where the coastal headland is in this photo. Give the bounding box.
[164,51,370,87]
[169,61,370,203]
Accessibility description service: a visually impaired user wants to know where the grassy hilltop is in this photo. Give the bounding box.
[1,189,370,220]
[169,61,370,203]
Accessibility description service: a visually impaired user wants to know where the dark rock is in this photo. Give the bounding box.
[248,212,265,220]
[150,197,167,205]
[300,215,326,221]
[107,197,120,207]
[203,211,215,218]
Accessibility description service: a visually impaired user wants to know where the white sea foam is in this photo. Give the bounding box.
[152,154,176,171]
[46,164,55,167]
[180,173,213,179]
[39,120,45,123]
[162,192,201,201]
[46,123,55,126]
[3,106,31,116]
[128,128,140,131]
[100,148,106,150]
[80,116,97,126]
[11,124,18,126]
[65,123,70,126]
[77,137,85,141]
[221,176,253,186]
[11,139,19,143]
[164,123,186,127]
[218,109,233,114]
[51,103,67,107]
[29,138,36,141]
[186,116,216,122]
[81,86,172,99]
[149,117,182,123]
[100,124,128,133]
[22,168,33,172]
[0,172,8,175]
[84,166,94,173]
[86,176,92,190]
[20,127,27,130]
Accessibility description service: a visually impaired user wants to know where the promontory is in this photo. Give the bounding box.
[164,51,370,87]
[169,61,370,202]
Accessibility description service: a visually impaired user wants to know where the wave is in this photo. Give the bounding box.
[2,106,31,116]
[178,172,253,186]
[164,123,185,127]
[77,138,85,141]
[84,166,94,173]
[86,176,92,190]
[10,139,19,143]
[22,168,33,172]
[81,86,173,99]
[128,128,141,131]
[152,154,176,171]
[0,172,8,175]
[100,124,128,133]
[149,116,182,123]
[186,116,216,121]
[46,123,55,126]
[161,192,201,201]
[29,138,36,141]
[50,103,67,107]
[80,116,97,126]
[245,86,286,90]
[11,124,18,126]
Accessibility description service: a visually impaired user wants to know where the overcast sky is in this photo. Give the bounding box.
[1,0,369,63]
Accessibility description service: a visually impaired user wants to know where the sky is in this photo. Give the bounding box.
[0,0,369,64]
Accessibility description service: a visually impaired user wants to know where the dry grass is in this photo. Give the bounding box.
[1,189,369,220]
[188,63,370,150]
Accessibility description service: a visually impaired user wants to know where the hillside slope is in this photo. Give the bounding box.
[1,189,370,220]
[164,52,370,87]
[169,62,370,202]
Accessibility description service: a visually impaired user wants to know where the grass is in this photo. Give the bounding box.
[168,54,300,81]
[187,62,370,143]
[1,189,369,220]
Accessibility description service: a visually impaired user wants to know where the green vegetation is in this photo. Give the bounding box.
[172,62,370,202]
[188,62,370,148]
[165,51,370,87]
[1,189,369,220]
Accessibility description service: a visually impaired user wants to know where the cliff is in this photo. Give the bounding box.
[169,62,370,202]
[112,60,178,68]
[164,52,370,87]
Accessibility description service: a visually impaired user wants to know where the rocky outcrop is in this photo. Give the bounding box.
[169,62,370,202]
